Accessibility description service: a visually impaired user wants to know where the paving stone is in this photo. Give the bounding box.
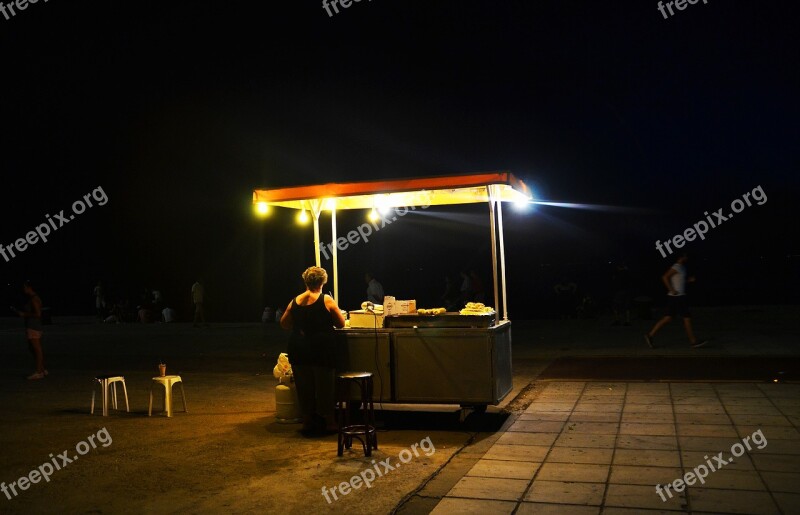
[466,459,540,480]
[554,433,617,449]
[483,444,550,462]
[608,465,682,486]
[626,384,670,394]
[583,382,627,393]
[573,402,623,413]
[536,463,609,483]
[624,404,674,414]
[519,411,571,421]
[746,438,800,455]
[619,423,675,436]
[677,436,741,452]
[676,424,738,437]
[613,449,680,468]
[624,395,672,405]
[621,412,673,424]
[730,414,792,426]
[517,501,600,514]
[430,497,516,515]
[691,469,766,490]
[761,471,800,492]
[673,404,725,414]
[605,484,686,511]
[681,451,754,471]
[446,476,530,501]
[736,425,800,440]
[525,402,576,413]
[508,420,566,433]
[562,421,619,435]
[724,405,782,415]
[603,508,682,515]
[688,488,779,514]
[749,453,800,473]
[671,395,721,405]
[545,446,614,465]
[616,435,678,450]
[773,492,800,514]
[569,412,621,423]
[523,480,604,505]
[496,431,558,447]
[674,413,729,425]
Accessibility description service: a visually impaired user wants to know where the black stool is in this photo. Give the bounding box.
[336,372,378,457]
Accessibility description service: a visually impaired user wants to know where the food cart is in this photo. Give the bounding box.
[253,172,531,412]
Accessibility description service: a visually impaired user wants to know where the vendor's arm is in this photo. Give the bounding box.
[325,295,346,328]
[279,299,294,329]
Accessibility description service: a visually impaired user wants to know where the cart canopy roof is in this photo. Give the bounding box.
[252,171,531,210]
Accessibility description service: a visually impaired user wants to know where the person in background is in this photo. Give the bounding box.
[440,274,459,311]
[554,277,578,318]
[13,281,47,380]
[281,266,346,434]
[459,270,473,305]
[93,280,105,321]
[364,272,384,304]
[645,252,707,349]
[469,270,486,303]
[192,278,206,327]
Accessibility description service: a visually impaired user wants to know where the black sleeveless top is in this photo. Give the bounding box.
[287,293,336,366]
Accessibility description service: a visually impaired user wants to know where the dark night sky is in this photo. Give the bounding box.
[0,1,798,319]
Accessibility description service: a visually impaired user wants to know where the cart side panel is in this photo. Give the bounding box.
[393,330,493,403]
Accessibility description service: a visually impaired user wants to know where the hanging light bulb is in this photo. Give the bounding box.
[298,209,309,224]
[368,207,379,222]
[255,202,269,216]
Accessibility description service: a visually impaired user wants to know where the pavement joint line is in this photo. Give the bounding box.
[511,380,585,513]
[668,382,691,513]
[728,383,789,514]
[391,379,535,514]
[599,381,627,512]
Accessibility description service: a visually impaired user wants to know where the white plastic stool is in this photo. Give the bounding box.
[90,375,130,416]
[148,375,187,417]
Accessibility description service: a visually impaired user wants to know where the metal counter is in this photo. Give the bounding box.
[335,321,513,408]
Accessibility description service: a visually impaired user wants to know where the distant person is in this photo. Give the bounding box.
[280,266,346,434]
[161,306,176,323]
[93,281,106,321]
[192,279,206,327]
[440,275,459,311]
[152,289,163,309]
[13,281,47,380]
[611,262,632,326]
[364,273,384,304]
[459,270,473,305]
[553,278,577,318]
[470,270,486,303]
[644,252,707,349]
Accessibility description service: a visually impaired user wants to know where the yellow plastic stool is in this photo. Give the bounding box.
[90,375,130,416]
[148,375,187,417]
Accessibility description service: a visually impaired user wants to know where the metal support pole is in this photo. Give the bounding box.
[310,200,322,267]
[487,187,500,320]
[331,207,339,303]
[497,195,509,321]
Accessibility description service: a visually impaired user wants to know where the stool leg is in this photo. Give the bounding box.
[111,382,118,410]
[361,379,371,457]
[165,381,173,417]
[148,384,154,416]
[90,386,96,415]
[102,379,109,417]
[121,379,130,412]
[178,381,187,413]
[336,396,344,457]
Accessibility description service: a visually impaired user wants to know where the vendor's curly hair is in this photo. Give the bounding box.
[301,266,328,290]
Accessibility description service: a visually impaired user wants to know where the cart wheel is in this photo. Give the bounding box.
[459,404,488,414]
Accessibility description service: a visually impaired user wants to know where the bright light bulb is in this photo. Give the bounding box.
[255,202,269,216]
[368,208,379,222]
[298,209,309,224]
